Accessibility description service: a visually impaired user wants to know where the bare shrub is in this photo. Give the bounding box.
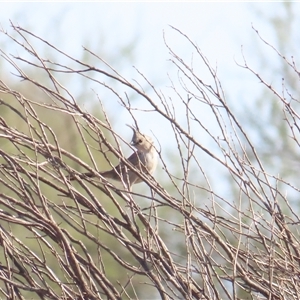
[0,23,300,300]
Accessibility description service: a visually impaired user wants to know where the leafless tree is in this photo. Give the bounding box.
[0,23,300,300]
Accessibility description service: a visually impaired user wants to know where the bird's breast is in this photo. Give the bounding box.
[141,150,157,175]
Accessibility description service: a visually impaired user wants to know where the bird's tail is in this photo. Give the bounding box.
[67,172,96,181]
[100,169,119,180]
[68,169,120,181]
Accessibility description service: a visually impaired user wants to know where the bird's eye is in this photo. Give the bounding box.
[138,139,142,143]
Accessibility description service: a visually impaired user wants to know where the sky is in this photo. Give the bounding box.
[0,3,293,90]
[0,2,286,84]
[0,2,299,188]
[0,3,297,122]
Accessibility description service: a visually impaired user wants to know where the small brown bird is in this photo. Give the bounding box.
[69,125,157,188]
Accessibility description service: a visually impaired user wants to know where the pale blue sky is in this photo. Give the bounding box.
[0,3,297,120]
[0,2,287,81]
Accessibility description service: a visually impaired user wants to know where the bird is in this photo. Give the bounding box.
[69,125,157,188]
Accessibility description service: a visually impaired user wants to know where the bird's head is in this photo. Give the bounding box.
[127,124,154,152]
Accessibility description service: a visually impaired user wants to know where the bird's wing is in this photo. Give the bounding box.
[115,151,144,172]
